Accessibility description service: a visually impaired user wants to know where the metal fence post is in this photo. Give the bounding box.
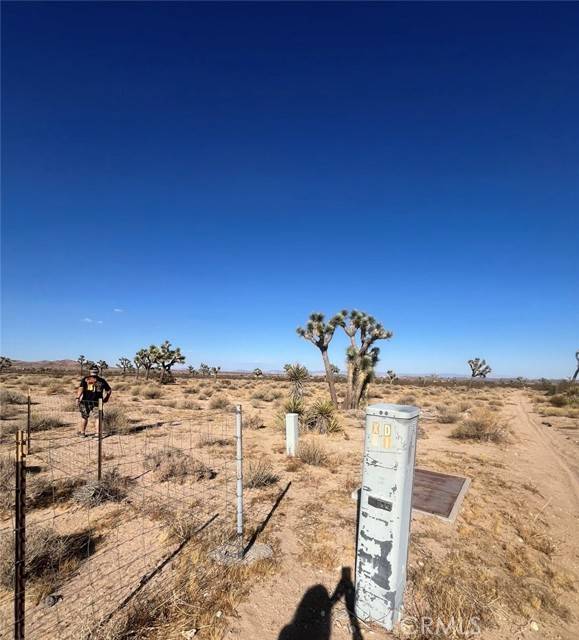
[97,399,103,481]
[14,430,26,640]
[235,405,244,559]
[26,389,31,455]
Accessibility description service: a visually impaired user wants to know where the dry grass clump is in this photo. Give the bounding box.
[303,399,341,434]
[406,549,500,637]
[251,389,283,402]
[398,394,416,405]
[144,447,214,483]
[549,394,568,408]
[143,386,162,399]
[28,476,85,509]
[103,405,130,434]
[244,459,279,488]
[0,456,14,512]
[179,399,200,410]
[197,432,232,448]
[0,526,95,593]
[451,409,508,443]
[209,395,230,410]
[72,468,131,507]
[437,405,460,424]
[297,439,329,467]
[0,388,28,405]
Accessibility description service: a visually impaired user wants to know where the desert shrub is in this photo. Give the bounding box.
[209,395,229,410]
[397,394,416,405]
[251,389,283,402]
[0,389,27,405]
[303,399,341,434]
[130,386,141,397]
[549,394,568,408]
[457,401,471,412]
[182,386,198,395]
[245,413,265,430]
[0,404,20,421]
[180,399,200,410]
[161,400,178,408]
[451,409,508,443]
[29,414,68,432]
[103,406,130,434]
[46,383,65,395]
[244,460,279,488]
[437,406,460,424]
[73,468,131,507]
[0,526,95,589]
[143,386,162,399]
[297,439,328,466]
[144,447,214,483]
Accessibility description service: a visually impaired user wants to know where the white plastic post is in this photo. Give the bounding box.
[285,413,299,456]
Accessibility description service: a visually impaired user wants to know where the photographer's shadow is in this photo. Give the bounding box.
[277,567,363,640]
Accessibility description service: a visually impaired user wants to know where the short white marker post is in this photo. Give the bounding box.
[285,413,299,456]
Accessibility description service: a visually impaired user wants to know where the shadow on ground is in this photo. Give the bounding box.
[278,567,363,640]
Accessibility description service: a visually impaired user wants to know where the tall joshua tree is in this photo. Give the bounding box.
[118,357,132,375]
[97,360,109,374]
[78,355,87,376]
[154,340,185,383]
[342,310,393,410]
[385,370,398,385]
[0,357,13,372]
[468,358,492,379]
[572,351,579,382]
[297,311,346,406]
[136,347,157,380]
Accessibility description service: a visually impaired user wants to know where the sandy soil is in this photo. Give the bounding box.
[1,374,578,640]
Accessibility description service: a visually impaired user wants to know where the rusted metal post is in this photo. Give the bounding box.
[26,389,31,455]
[235,405,244,559]
[97,399,103,481]
[14,430,26,640]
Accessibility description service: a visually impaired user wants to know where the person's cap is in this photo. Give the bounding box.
[89,366,99,374]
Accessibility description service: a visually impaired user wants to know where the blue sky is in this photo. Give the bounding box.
[1,2,578,378]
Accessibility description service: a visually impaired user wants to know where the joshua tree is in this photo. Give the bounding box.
[385,370,398,384]
[78,355,87,376]
[284,363,309,402]
[210,366,221,379]
[154,340,185,383]
[253,368,263,379]
[188,366,198,377]
[572,351,579,382]
[133,353,144,379]
[97,360,109,374]
[199,363,211,377]
[468,358,492,379]
[341,310,393,410]
[297,311,347,406]
[117,357,132,375]
[136,347,157,380]
[0,356,12,372]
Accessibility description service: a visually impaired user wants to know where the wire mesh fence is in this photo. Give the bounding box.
[0,390,244,640]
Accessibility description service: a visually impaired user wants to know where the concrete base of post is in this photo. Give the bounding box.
[285,413,299,456]
[210,542,273,566]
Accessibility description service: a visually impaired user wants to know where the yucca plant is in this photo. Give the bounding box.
[284,363,309,401]
[304,398,341,434]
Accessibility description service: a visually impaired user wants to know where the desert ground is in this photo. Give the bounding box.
[1,371,578,640]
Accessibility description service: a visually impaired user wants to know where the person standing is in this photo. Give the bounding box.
[76,365,112,436]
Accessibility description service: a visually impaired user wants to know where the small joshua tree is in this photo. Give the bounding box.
[117,357,132,375]
[297,311,347,406]
[154,340,185,383]
[210,366,221,379]
[0,357,13,372]
[284,363,309,402]
[78,355,87,376]
[468,358,492,379]
[97,360,109,374]
[253,368,263,379]
[385,370,398,385]
[188,366,198,377]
